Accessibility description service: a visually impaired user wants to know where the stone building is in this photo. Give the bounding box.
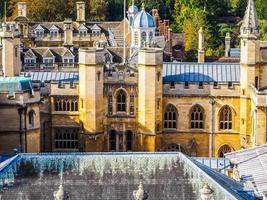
[0,0,266,157]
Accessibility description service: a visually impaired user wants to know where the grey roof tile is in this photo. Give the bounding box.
[163,62,240,83]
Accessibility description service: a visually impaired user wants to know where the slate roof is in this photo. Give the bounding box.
[22,72,79,83]
[226,144,267,198]
[163,62,240,83]
[22,47,78,63]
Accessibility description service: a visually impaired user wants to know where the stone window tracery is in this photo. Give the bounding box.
[55,128,79,150]
[108,93,113,115]
[117,90,126,112]
[141,32,146,46]
[134,31,138,46]
[164,104,177,129]
[55,97,79,112]
[191,105,204,129]
[130,95,134,115]
[219,106,233,130]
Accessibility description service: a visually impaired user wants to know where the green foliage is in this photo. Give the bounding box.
[260,19,267,41]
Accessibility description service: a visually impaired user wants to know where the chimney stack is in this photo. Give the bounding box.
[198,27,205,63]
[18,2,27,18]
[225,32,231,57]
[76,1,86,23]
[64,19,73,46]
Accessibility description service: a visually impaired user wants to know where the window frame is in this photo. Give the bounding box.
[164,104,178,130]
[190,105,204,130]
[219,106,233,130]
[116,90,127,113]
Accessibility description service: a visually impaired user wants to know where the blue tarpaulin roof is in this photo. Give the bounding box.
[0,77,33,96]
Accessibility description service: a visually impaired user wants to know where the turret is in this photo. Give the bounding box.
[239,0,260,148]
[0,23,21,76]
[198,27,205,63]
[79,48,105,151]
[240,0,260,65]
[138,48,163,151]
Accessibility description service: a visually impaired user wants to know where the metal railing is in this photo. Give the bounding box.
[22,63,79,72]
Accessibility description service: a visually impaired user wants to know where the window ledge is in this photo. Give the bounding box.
[190,129,205,132]
[163,129,177,133]
[52,111,79,115]
[107,114,136,119]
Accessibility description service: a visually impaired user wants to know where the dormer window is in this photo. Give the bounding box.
[50,30,58,38]
[78,24,88,37]
[36,30,44,38]
[43,58,54,67]
[50,25,59,38]
[91,24,101,37]
[92,30,100,37]
[63,57,74,67]
[79,30,87,37]
[35,24,45,38]
[25,58,36,67]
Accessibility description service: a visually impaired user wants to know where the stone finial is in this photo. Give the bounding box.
[54,184,67,200]
[225,32,231,57]
[133,182,149,200]
[200,183,214,200]
[198,27,205,63]
[141,3,145,10]
[233,165,241,181]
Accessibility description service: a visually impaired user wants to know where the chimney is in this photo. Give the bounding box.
[225,32,231,57]
[18,2,27,18]
[198,27,205,63]
[76,1,86,23]
[64,18,73,46]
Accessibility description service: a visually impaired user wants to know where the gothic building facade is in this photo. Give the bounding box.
[0,0,266,158]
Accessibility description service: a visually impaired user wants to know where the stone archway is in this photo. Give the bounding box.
[164,143,186,154]
[108,129,134,152]
[218,144,232,157]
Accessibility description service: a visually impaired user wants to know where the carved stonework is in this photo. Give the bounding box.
[133,182,149,200]
[54,184,68,200]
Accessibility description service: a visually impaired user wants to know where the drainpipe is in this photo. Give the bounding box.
[18,107,23,152]
[209,97,215,157]
[23,105,28,153]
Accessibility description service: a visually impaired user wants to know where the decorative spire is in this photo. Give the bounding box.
[141,2,145,11]
[241,0,260,39]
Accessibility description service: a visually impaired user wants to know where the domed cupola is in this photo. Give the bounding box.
[131,3,156,49]
[133,4,155,29]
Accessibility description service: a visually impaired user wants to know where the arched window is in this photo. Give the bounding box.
[219,106,233,130]
[218,144,232,157]
[164,104,177,129]
[134,31,138,46]
[117,90,126,112]
[109,130,117,151]
[165,143,186,154]
[28,110,35,127]
[126,131,133,151]
[141,32,146,46]
[191,105,204,129]
[55,128,79,150]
